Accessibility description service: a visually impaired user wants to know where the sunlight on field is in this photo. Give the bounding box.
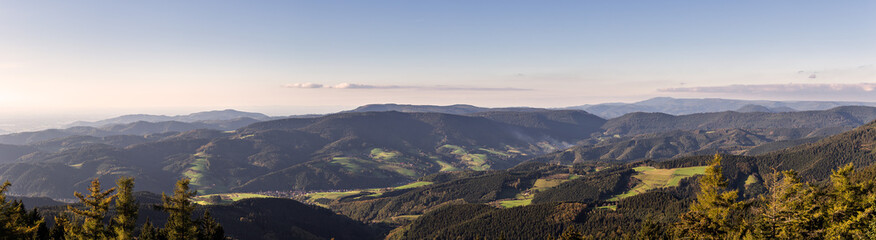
[498,174,581,208]
[609,166,707,201]
[435,160,461,172]
[184,152,228,194]
[192,193,273,205]
[307,190,362,200]
[394,181,433,190]
[500,199,533,208]
[370,148,401,161]
[439,145,492,171]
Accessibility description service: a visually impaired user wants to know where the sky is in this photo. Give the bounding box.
[1,1,875,125]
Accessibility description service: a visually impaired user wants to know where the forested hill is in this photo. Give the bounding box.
[66,109,273,127]
[378,120,876,239]
[601,105,876,136]
[344,103,543,115]
[0,110,607,198]
[0,118,260,145]
[3,107,876,239]
[526,106,876,164]
[652,118,876,184]
[2,106,876,198]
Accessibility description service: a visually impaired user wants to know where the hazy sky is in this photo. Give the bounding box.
[1,1,875,119]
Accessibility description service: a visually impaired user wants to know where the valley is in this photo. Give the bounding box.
[6,1,874,238]
[3,101,876,239]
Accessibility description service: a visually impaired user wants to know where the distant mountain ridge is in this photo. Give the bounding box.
[569,97,876,118]
[67,109,273,127]
[345,103,544,115]
[734,104,796,113]
[0,118,261,145]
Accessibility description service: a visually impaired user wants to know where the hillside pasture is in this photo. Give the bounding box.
[609,165,707,201]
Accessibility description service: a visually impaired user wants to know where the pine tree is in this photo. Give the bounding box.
[50,214,71,240]
[68,178,116,240]
[112,177,138,240]
[752,170,821,239]
[560,225,584,240]
[637,215,666,240]
[25,208,50,240]
[197,210,224,240]
[138,218,164,240]
[160,179,198,240]
[824,163,876,239]
[0,181,43,239]
[674,154,742,239]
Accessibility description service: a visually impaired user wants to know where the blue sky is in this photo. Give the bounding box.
[0,1,874,119]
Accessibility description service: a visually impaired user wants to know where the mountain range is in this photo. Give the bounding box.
[66,109,274,127]
[0,118,261,146]
[1,105,875,199]
[568,97,876,118]
[342,119,876,239]
[4,99,876,239]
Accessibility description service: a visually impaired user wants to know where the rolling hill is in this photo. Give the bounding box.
[344,104,543,115]
[0,118,260,145]
[67,109,272,127]
[2,106,876,199]
[570,97,876,118]
[0,110,606,198]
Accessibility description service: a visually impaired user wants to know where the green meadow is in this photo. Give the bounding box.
[608,165,707,201]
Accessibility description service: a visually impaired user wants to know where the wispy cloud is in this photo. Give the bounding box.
[284,82,324,88]
[659,83,876,94]
[284,82,531,91]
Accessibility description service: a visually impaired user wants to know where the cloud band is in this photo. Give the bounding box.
[284,82,531,91]
[659,83,876,94]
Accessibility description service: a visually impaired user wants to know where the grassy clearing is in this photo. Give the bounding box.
[667,166,708,187]
[505,146,525,155]
[360,181,433,198]
[370,148,401,162]
[183,153,228,194]
[440,144,466,154]
[184,153,230,194]
[439,145,492,171]
[435,160,461,172]
[745,175,759,185]
[304,182,433,203]
[233,134,255,139]
[307,190,362,200]
[394,181,433,190]
[479,148,512,158]
[498,174,580,208]
[609,165,707,201]
[533,179,566,191]
[391,215,421,221]
[500,199,533,208]
[333,156,419,177]
[192,193,272,205]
